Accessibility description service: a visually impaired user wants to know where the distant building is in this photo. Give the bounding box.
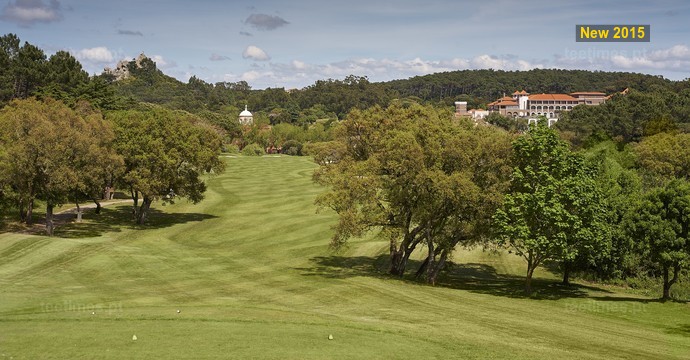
[468,109,489,120]
[459,90,609,126]
[239,105,253,125]
[454,101,468,116]
[455,102,490,121]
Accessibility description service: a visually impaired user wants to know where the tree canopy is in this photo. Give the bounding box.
[0,98,121,235]
[314,103,513,283]
[108,106,225,224]
[493,122,607,292]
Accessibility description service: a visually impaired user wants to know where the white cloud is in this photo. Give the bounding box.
[242,45,270,61]
[151,54,177,69]
[0,0,62,26]
[557,44,690,73]
[223,55,544,89]
[74,47,114,64]
[292,60,307,70]
[648,44,690,61]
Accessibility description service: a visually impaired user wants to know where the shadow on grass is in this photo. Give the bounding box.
[297,254,390,279]
[53,205,218,239]
[588,295,689,304]
[666,324,690,336]
[299,255,615,300]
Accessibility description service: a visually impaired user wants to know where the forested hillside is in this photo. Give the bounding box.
[2,31,688,132]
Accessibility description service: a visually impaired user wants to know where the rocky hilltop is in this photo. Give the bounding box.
[103,53,150,81]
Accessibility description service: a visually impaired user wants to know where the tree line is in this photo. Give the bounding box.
[0,99,224,234]
[313,103,690,299]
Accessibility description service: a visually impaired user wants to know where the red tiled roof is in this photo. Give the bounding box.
[497,101,518,106]
[528,94,577,101]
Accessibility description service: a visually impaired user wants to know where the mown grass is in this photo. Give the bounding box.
[0,155,688,359]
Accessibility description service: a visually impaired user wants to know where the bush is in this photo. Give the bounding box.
[281,140,303,156]
[224,144,240,154]
[242,143,265,156]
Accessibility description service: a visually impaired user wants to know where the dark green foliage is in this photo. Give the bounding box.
[581,142,642,280]
[625,180,690,299]
[281,140,303,156]
[0,34,47,105]
[387,69,671,105]
[557,88,687,146]
[294,75,394,119]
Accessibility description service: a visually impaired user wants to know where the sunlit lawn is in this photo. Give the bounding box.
[0,155,688,359]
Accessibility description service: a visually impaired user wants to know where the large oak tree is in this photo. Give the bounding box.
[313,103,513,283]
[108,106,225,224]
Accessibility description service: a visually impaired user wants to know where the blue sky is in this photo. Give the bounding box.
[1,0,689,89]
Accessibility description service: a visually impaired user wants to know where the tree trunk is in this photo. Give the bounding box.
[525,262,536,294]
[389,248,406,277]
[45,203,54,236]
[25,199,34,225]
[389,245,417,277]
[92,197,101,215]
[18,199,26,223]
[662,266,671,300]
[426,239,435,281]
[427,249,448,285]
[662,265,680,300]
[75,201,82,223]
[131,188,139,221]
[136,196,152,225]
[562,261,571,286]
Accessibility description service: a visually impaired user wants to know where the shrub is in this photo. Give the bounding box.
[224,144,240,154]
[242,143,265,156]
[281,140,303,156]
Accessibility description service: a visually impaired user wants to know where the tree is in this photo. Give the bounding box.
[493,122,607,293]
[109,107,225,224]
[583,142,642,280]
[69,101,124,215]
[46,51,89,93]
[635,132,690,184]
[625,180,690,299]
[314,104,512,283]
[11,41,47,100]
[0,33,20,104]
[0,98,120,235]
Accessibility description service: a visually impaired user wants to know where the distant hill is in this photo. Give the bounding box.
[103,56,681,117]
[384,69,675,107]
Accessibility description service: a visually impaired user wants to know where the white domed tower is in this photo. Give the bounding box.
[239,105,253,125]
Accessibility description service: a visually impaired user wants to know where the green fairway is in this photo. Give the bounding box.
[0,155,689,359]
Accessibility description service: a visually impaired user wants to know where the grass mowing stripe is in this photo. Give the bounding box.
[0,155,688,359]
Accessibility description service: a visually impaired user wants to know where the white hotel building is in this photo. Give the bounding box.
[456,90,610,126]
